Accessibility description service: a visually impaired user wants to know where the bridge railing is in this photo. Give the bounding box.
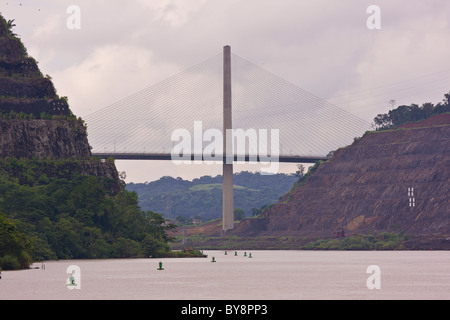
[91,152,328,163]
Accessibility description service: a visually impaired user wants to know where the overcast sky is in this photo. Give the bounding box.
[2,0,450,182]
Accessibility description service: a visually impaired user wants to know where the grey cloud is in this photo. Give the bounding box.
[2,0,450,181]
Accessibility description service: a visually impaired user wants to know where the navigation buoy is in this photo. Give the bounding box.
[244,251,247,257]
[248,253,253,258]
[157,261,164,270]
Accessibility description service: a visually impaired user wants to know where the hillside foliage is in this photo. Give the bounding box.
[373,91,450,130]
[126,171,298,223]
[0,160,176,270]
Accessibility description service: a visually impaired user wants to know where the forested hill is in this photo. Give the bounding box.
[126,171,298,222]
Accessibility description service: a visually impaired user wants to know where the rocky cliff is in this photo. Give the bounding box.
[0,16,69,117]
[0,14,122,193]
[233,114,450,238]
[0,119,90,159]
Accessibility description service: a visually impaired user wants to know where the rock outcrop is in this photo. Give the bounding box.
[0,119,91,159]
[0,16,70,117]
[0,14,122,193]
[233,114,450,238]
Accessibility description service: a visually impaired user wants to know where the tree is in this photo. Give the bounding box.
[175,215,190,225]
[433,91,450,114]
[422,102,434,118]
[146,211,176,242]
[142,234,165,257]
[251,208,262,217]
[373,91,450,131]
[373,113,392,130]
[295,164,306,178]
[0,213,33,270]
[443,91,450,106]
[234,208,245,221]
[6,19,17,36]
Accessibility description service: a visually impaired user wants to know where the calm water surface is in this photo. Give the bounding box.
[0,250,449,300]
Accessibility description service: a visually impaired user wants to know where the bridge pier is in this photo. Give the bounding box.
[222,45,234,232]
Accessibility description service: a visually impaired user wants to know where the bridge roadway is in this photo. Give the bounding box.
[92,153,328,163]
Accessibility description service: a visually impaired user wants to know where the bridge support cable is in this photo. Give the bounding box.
[84,48,371,158]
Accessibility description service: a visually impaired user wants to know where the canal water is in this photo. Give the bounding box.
[0,250,449,300]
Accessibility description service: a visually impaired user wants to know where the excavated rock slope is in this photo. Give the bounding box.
[234,115,449,237]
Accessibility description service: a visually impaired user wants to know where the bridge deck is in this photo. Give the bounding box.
[92,153,328,163]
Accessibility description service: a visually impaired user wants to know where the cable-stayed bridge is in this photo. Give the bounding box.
[86,46,371,232]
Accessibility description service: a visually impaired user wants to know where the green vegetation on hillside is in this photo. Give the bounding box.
[171,232,410,250]
[373,91,450,130]
[0,158,108,187]
[126,171,298,222]
[0,213,33,269]
[0,14,73,117]
[302,232,409,250]
[0,160,180,270]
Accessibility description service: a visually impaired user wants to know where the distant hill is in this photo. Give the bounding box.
[126,171,298,221]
